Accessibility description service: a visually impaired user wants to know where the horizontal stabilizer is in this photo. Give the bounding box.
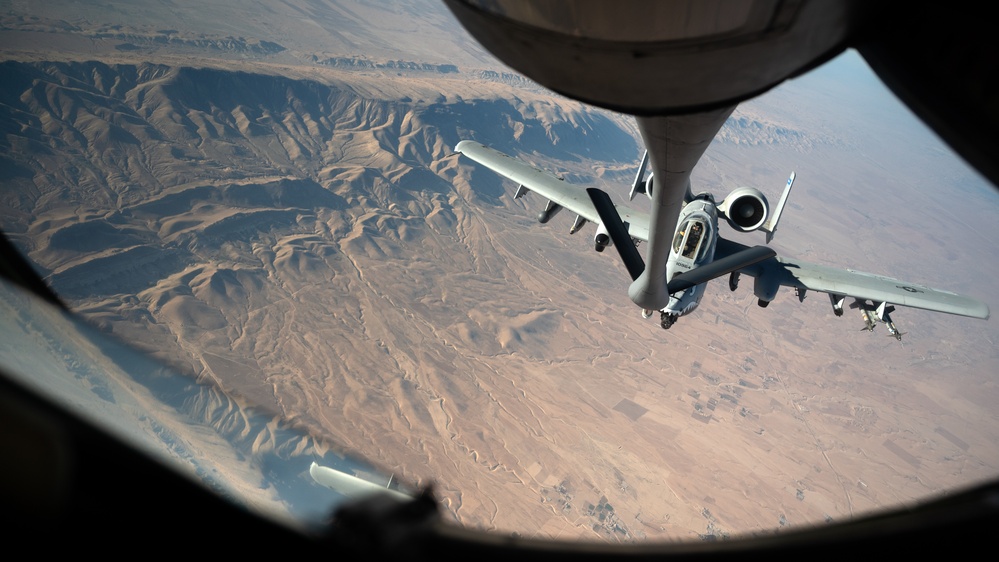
[667,246,776,293]
[587,188,645,281]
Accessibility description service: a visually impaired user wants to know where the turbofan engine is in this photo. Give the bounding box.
[717,187,769,232]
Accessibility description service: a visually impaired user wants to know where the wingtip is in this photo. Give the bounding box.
[969,300,990,320]
[454,139,476,154]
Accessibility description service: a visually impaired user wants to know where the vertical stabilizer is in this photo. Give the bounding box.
[762,171,795,243]
[629,150,650,200]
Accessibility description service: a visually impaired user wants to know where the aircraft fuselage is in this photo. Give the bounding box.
[660,195,718,325]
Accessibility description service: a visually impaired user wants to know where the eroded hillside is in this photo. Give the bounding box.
[0,59,659,534]
[2,56,998,542]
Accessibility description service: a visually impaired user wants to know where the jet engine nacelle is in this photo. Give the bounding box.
[718,187,769,232]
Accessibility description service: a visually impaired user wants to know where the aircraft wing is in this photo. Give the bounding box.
[716,237,991,319]
[454,141,650,241]
[310,462,410,502]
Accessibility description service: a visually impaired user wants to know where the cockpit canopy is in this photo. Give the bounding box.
[672,219,709,262]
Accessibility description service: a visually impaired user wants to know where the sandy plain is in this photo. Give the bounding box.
[1,0,998,542]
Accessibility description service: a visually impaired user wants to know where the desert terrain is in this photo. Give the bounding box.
[1,0,998,542]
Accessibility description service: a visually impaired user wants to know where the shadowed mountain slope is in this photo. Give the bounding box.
[2,56,997,542]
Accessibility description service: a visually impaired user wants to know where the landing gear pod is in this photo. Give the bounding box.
[829,293,846,317]
[754,273,780,306]
[594,223,612,252]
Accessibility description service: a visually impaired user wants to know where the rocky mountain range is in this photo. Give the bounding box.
[2,0,997,542]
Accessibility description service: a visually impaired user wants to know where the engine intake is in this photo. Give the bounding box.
[718,187,769,232]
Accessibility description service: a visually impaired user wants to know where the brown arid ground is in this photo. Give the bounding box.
[2,0,998,542]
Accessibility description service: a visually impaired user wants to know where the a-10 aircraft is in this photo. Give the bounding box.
[455,140,990,339]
